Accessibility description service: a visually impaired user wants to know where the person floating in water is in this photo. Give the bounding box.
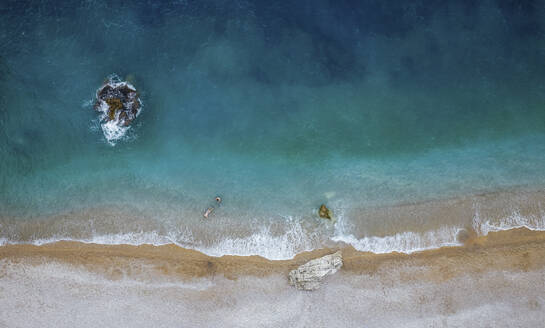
[203,196,222,218]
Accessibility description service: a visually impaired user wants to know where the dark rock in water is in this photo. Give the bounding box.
[319,204,333,220]
[94,75,141,127]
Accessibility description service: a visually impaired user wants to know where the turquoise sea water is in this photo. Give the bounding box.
[2,1,545,258]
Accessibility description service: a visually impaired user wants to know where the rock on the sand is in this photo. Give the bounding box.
[288,251,343,291]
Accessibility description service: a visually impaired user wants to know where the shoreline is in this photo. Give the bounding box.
[2,187,545,260]
[1,227,545,281]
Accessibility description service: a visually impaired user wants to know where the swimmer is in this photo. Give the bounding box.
[203,207,214,218]
[203,196,222,218]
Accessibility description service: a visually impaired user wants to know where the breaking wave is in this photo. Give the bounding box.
[2,207,545,260]
[331,226,463,254]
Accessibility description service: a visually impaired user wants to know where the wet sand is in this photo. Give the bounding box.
[1,227,544,282]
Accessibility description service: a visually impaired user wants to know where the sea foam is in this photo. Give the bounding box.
[3,218,318,260]
[473,208,545,235]
[2,208,545,260]
[331,226,462,254]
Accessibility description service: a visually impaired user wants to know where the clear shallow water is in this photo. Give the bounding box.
[2,1,545,258]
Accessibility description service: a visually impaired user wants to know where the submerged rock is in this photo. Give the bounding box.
[288,251,343,291]
[318,204,333,220]
[94,75,142,144]
[456,228,476,244]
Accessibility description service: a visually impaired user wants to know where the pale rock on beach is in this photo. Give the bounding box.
[288,251,343,290]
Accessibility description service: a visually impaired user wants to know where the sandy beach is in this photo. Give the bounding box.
[2,227,545,327]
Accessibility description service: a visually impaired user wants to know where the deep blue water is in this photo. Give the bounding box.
[1,0,545,257]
